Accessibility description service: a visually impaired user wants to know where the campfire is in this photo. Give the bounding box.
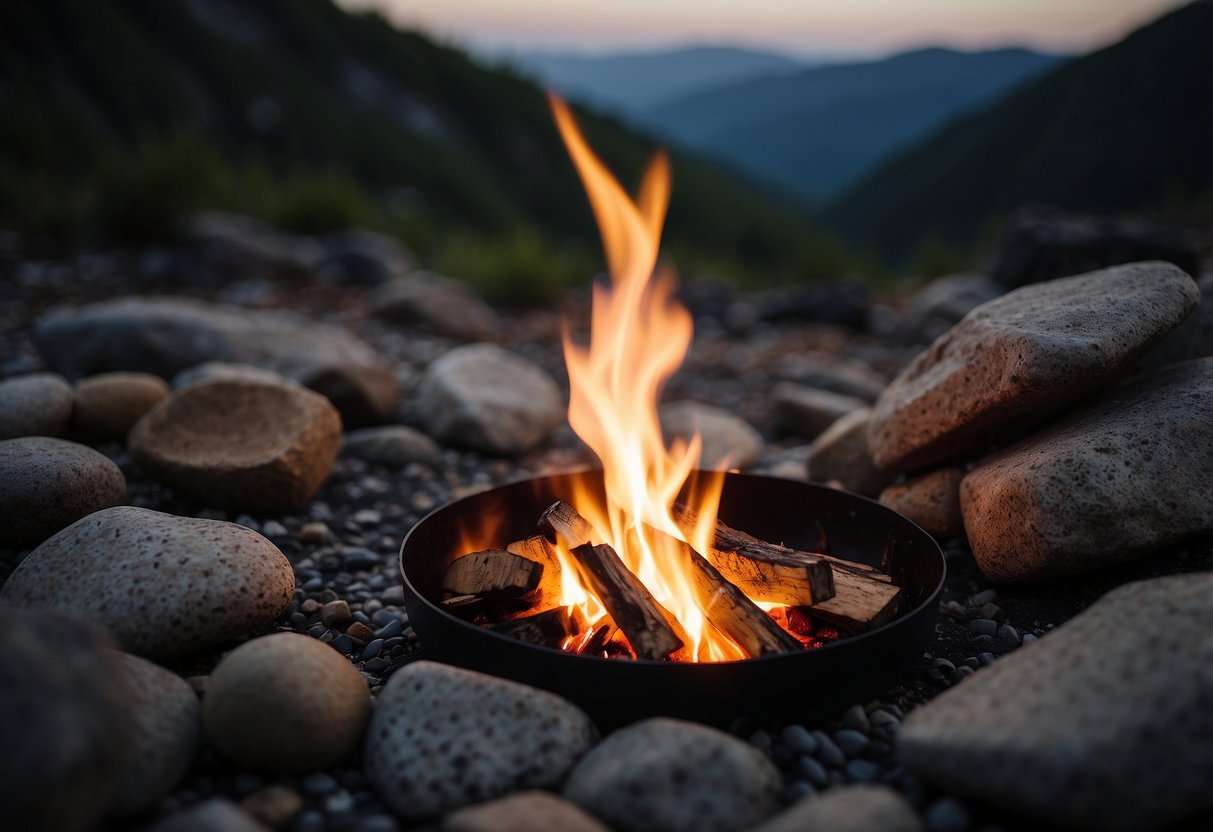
[436,96,904,663]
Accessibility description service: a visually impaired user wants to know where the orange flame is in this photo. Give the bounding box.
[550,94,743,661]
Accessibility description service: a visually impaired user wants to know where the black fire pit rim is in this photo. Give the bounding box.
[399,468,947,669]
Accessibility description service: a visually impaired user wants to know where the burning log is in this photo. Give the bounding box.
[488,605,587,648]
[567,542,686,660]
[442,549,543,598]
[506,535,565,611]
[685,542,802,657]
[538,500,595,548]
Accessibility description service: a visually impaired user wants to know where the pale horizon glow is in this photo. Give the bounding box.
[336,0,1186,57]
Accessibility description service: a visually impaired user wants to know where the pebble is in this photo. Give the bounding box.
[840,704,871,733]
[239,785,303,830]
[70,371,169,442]
[1,507,295,659]
[834,729,870,756]
[369,271,499,341]
[0,436,126,547]
[773,382,867,440]
[365,661,597,819]
[0,371,73,439]
[321,600,353,627]
[845,759,881,782]
[967,619,997,637]
[347,621,376,643]
[300,521,329,542]
[797,755,829,787]
[781,724,818,755]
[129,377,342,512]
[812,731,846,767]
[443,791,611,832]
[142,798,271,832]
[565,717,781,832]
[659,400,764,469]
[751,784,923,832]
[203,633,371,773]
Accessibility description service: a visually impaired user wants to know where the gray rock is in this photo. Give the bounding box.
[1,507,295,659]
[109,653,202,816]
[899,573,1213,831]
[365,661,596,819]
[1141,273,1213,370]
[184,212,323,282]
[879,468,965,539]
[869,262,1199,471]
[960,357,1213,582]
[171,362,295,391]
[0,436,126,547]
[904,272,1003,342]
[774,383,867,440]
[203,633,371,774]
[0,372,73,439]
[238,786,303,831]
[776,355,888,402]
[0,608,133,832]
[805,408,894,497]
[564,717,781,832]
[660,400,763,469]
[415,344,563,456]
[129,378,341,512]
[341,425,440,468]
[34,296,398,427]
[752,784,922,832]
[369,272,499,341]
[142,798,271,832]
[318,227,414,286]
[71,372,170,443]
[444,791,611,832]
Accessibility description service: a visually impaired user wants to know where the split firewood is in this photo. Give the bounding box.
[572,619,618,655]
[538,500,596,549]
[442,549,543,598]
[488,605,587,648]
[807,569,902,632]
[506,535,565,611]
[567,541,686,660]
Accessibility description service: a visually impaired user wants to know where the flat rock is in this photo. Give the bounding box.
[342,424,440,468]
[961,358,1213,582]
[805,408,894,497]
[143,798,271,832]
[0,436,126,547]
[365,661,597,819]
[110,653,202,816]
[415,344,563,456]
[1,507,295,659]
[0,608,133,832]
[0,372,73,439]
[751,785,922,832]
[869,262,1200,471]
[444,791,611,832]
[369,272,499,341]
[899,573,1213,831]
[660,400,763,469]
[774,383,867,440]
[129,378,341,512]
[203,633,370,773]
[71,372,169,443]
[880,467,965,539]
[183,211,323,282]
[34,296,398,426]
[564,717,781,832]
[776,355,887,402]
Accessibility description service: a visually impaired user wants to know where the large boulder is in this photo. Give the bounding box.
[868,262,1199,471]
[899,573,1213,831]
[960,357,1213,582]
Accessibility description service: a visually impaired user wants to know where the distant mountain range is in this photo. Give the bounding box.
[824,0,1213,261]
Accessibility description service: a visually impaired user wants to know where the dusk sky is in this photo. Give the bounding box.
[337,0,1185,57]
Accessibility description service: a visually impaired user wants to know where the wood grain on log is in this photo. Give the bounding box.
[441,548,543,597]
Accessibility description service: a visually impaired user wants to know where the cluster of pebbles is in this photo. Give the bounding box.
[1,222,1212,832]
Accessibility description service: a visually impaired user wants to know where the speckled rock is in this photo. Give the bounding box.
[660,400,763,469]
[0,436,126,547]
[370,272,499,341]
[109,653,202,815]
[751,785,922,832]
[774,383,867,440]
[415,344,563,456]
[365,661,597,819]
[142,798,271,832]
[960,357,1213,582]
[0,608,133,832]
[0,372,73,439]
[869,262,1199,471]
[564,718,781,832]
[341,425,440,468]
[34,296,398,426]
[203,633,370,773]
[129,378,341,512]
[805,408,894,497]
[0,507,295,659]
[71,372,169,442]
[880,467,965,539]
[444,791,611,832]
[899,573,1213,831]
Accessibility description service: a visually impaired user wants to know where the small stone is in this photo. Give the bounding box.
[660,400,764,469]
[774,383,867,440]
[879,468,965,539]
[261,520,288,538]
[0,436,126,547]
[240,785,303,830]
[797,755,829,787]
[369,272,499,342]
[751,785,923,832]
[845,758,880,782]
[781,724,818,756]
[812,731,846,767]
[301,773,338,795]
[1,507,294,659]
[444,791,611,832]
[923,798,971,832]
[172,362,295,391]
[834,729,870,757]
[71,371,169,442]
[343,425,440,468]
[321,600,353,627]
[565,717,781,832]
[129,378,341,512]
[203,633,371,773]
[967,619,997,637]
[347,621,376,643]
[805,408,894,497]
[142,798,270,832]
[365,661,596,819]
[299,521,329,543]
[841,704,871,733]
[0,372,73,439]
